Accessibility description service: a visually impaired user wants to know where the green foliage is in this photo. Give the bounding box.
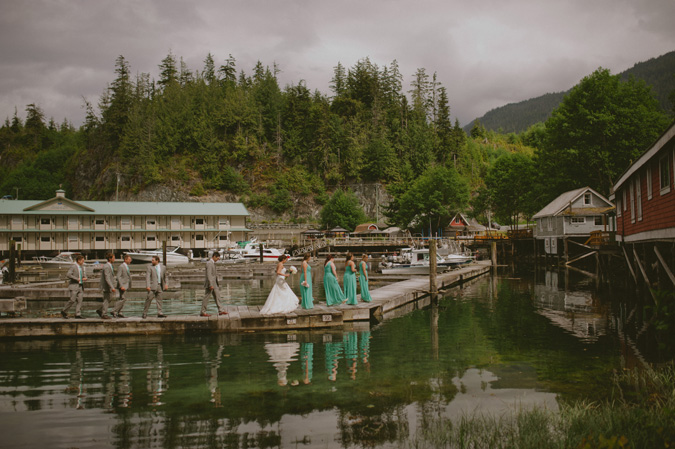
[386,164,469,233]
[320,189,367,231]
[485,152,537,228]
[538,67,670,199]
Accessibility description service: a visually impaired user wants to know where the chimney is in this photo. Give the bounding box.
[55,189,66,198]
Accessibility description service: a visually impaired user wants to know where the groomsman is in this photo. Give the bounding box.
[112,254,132,318]
[201,252,228,317]
[61,255,87,319]
[97,252,116,320]
[143,255,167,319]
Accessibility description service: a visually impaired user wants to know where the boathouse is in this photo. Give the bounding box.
[611,121,675,288]
[0,190,250,256]
[533,187,614,255]
[448,213,486,238]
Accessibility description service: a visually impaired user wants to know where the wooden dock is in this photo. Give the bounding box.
[0,262,491,338]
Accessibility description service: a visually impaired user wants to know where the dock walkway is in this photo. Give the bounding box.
[0,262,491,338]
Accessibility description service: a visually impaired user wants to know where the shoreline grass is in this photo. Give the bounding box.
[399,363,675,449]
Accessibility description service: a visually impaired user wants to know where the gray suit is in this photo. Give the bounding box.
[98,262,116,317]
[202,258,224,314]
[113,262,131,314]
[62,263,85,316]
[143,263,166,317]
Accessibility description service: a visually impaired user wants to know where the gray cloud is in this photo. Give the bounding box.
[1,0,673,128]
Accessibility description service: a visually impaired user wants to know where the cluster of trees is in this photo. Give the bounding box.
[1,54,672,235]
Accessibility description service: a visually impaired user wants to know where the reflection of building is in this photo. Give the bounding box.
[534,270,607,341]
[0,190,250,255]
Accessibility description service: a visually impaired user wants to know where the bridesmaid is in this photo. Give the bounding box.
[359,254,372,302]
[343,253,358,305]
[323,254,346,306]
[300,253,314,309]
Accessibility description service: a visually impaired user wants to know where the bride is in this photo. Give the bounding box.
[260,255,299,315]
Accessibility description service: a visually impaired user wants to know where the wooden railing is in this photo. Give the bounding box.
[585,231,615,247]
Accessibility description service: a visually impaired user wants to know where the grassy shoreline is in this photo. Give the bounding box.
[399,364,675,449]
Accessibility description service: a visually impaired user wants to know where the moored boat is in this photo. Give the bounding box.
[126,247,189,266]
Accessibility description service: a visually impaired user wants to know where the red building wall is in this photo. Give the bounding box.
[617,142,675,240]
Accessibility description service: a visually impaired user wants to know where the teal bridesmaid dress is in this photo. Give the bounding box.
[300,264,314,309]
[359,261,372,302]
[324,262,346,306]
[343,263,358,305]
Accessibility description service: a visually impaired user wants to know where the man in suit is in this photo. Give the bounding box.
[143,255,167,319]
[61,254,87,319]
[97,252,116,320]
[201,252,228,317]
[112,254,132,318]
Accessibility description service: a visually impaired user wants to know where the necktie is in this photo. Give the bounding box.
[109,263,114,276]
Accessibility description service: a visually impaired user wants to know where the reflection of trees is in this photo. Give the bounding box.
[337,406,409,448]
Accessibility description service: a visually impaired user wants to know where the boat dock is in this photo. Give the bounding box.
[0,261,491,338]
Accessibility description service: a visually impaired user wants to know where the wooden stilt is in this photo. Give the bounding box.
[654,246,675,287]
[622,245,638,284]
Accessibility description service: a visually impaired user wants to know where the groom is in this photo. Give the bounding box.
[201,252,227,317]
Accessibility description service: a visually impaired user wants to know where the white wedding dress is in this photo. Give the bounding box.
[260,268,299,315]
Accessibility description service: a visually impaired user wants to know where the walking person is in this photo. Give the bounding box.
[323,254,346,306]
[260,255,299,315]
[300,253,314,309]
[97,252,116,320]
[112,254,132,318]
[201,252,227,317]
[343,253,358,305]
[61,254,87,319]
[359,254,372,302]
[143,256,167,319]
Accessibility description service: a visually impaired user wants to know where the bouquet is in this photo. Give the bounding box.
[289,266,298,274]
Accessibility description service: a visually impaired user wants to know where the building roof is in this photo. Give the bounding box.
[353,223,380,233]
[0,198,250,216]
[532,187,613,219]
[613,120,675,192]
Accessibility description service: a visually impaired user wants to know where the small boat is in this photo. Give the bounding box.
[232,238,286,261]
[34,252,83,269]
[126,247,189,266]
[441,253,474,267]
[380,248,447,275]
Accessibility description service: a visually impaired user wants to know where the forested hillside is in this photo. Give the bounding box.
[466,50,675,133]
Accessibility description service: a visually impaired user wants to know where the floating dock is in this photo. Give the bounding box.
[0,261,491,338]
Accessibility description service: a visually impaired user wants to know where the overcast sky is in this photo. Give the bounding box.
[1,0,674,128]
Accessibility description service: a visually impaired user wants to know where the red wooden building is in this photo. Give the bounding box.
[612,121,675,289]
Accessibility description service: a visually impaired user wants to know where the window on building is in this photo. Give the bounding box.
[594,216,603,226]
[219,218,229,226]
[636,174,642,221]
[196,234,204,241]
[571,217,585,224]
[40,236,51,242]
[95,219,105,225]
[95,236,105,242]
[147,236,156,242]
[171,235,180,241]
[68,235,78,243]
[12,236,22,242]
[647,166,653,200]
[41,218,51,225]
[195,218,204,225]
[547,217,552,231]
[147,219,156,226]
[219,235,228,241]
[622,189,627,211]
[11,218,23,226]
[121,236,131,242]
[660,154,671,194]
[583,193,591,205]
[616,197,622,217]
[630,181,635,223]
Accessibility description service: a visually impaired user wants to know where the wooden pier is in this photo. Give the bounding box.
[0,261,491,338]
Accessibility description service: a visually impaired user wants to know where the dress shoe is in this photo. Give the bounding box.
[218,311,228,316]
[200,313,211,317]
[96,309,103,318]
[61,311,69,319]
[101,315,112,320]
[141,315,147,319]
[157,314,167,318]
[116,313,126,318]
[74,315,85,319]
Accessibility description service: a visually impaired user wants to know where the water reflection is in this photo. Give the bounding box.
[0,270,640,448]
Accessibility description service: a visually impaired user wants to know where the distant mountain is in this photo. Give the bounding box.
[465,51,675,134]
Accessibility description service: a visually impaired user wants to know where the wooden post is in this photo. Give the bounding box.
[162,241,167,266]
[259,241,264,263]
[8,240,16,284]
[429,239,437,295]
[491,241,497,266]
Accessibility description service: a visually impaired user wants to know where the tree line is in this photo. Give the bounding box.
[1,54,672,234]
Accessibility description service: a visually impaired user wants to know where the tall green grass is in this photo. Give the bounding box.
[400,364,675,449]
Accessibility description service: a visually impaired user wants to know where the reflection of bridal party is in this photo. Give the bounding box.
[259,253,372,315]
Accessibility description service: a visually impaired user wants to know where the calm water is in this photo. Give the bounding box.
[0,268,642,448]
